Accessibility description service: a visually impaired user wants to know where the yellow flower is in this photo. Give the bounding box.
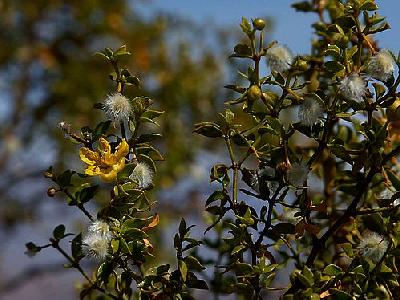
[80,138,129,182]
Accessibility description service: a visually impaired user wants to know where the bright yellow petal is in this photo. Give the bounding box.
[80,148,100,165]
[114,139,129,160]
[113,158,126,173]
[100,169,118,182]
[85,165,101,176]
[99,138,111,155]
[102,153,116,166]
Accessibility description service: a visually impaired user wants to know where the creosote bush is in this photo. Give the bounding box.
[27,0,400,299]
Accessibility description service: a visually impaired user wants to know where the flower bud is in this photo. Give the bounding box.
[47,187,57,197]
[43,171,53,179]
[58,121,71,134]
[252,18,266,31]
[247,85,262,101]
[295,59,308,71]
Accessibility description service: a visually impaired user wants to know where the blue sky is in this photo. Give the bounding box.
[137,0,400,54]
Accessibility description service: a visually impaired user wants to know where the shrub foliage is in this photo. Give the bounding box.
[28,1,400,299]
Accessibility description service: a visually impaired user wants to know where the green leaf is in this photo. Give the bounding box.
[336,112,353,119]
[97,261,114,284]
[234,263,254,275]
[220,109,235,125]
[71,234,83,260]
[259,273,275,288]
[124,228,148,241]
[193,122,223,138]
[346,46,358,59]
[379,263,392,273]
[137,154,157,174]
[206,190,229,206]
[291,1,314,12]
[137,133,162,143]
[329,289,352,300]
[240,17,252,34]
[360,1,378,11]
[303,266,314,280]
[179,260,188,282]
[156,264,170,275]
[121,216,154,230]
[142,109,164,120]
[136,145,164,161]
[104,47,113,57]
[184,255,205,271]
[324,45,341,59]
[56,170,75,187]
[329,144,352,162]
[179,218,188,237]
[297,273,313,287]
[232,43,252,58]
[94,51,108,60]
[174,233,180,249]
[111,239,119,254]
[76,185,98,204]
[325,61,345,73]
[387,170,400,190]
[186,278,208,290]
[126,75,140,87]
[121,221,148,241]
[53,224,66,240]
[235,282,254,293]
[231,245,246,255]
[323,264,343,276]
[341,243,354,257]
[231,132,248,146]
[273,223,296,234]
[114,45,131,57]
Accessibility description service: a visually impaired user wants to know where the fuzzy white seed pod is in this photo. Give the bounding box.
[82,220,113,260]
[104,93,132,122]
[266,45,293,73]
[129,162,153,189]
[298,96,324,126]
[358,231,388,263]
[82,233,110,260]
[367,50,395,82]
[339,73,366,102]
[88,220,112,240]
[287,162,308,187]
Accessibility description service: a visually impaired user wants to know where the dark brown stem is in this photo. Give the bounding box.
[306,167,378,266]
[51,239,118,299]
[77,203,94,221]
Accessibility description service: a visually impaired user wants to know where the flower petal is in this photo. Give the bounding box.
[99,138,111,155]
[113,157,126,173]
[80,148,100,165]
[115,139,129,159]
[85,165,101,176]
[100,169,118,182]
